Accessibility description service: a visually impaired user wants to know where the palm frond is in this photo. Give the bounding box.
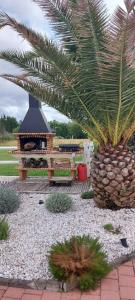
[1,1,135,145]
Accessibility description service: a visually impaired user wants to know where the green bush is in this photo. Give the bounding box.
[0,218,9,240]
[45,193,72,213]
[0,186,20,214]
[81,191,94,199]
[48,235,111,291]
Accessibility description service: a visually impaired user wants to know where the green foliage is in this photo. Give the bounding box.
[49,121,88,139]
[0,217,9,240]
[103,224,121,234]
[79,273,97,291]
[0,186,20,214]
[45,193,72,213]
[103,224,114,232]
[81,191,94,199]
[1,1,135,146]
[49,235,111,291]
[0,115,19,133]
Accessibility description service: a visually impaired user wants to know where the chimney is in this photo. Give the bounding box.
[19,94,52,133]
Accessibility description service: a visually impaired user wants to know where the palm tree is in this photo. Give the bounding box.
[1,0,135,208]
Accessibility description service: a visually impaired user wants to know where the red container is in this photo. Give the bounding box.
[77,164,87,181]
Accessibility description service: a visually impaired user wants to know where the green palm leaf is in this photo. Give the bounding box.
[1,0,135,146]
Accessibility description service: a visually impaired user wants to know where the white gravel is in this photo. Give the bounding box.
[0,192,135,281]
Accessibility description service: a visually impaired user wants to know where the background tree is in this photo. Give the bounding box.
[1,0,135,208]
[68,122,88,139]
[0,116,19,133]
[49,120,88,138]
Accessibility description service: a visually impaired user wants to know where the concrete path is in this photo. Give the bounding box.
[0,146,17,150]
[0,161,18,164]
[0,260,135,299]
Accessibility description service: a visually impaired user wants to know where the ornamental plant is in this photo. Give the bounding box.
[46,193,72,213]
[0,186,20,214]
[0,217,9,240]
[49,235,111,291]
[1,0,135,208]
[81,191,94,199]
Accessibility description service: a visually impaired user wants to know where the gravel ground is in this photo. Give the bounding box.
[0,192,135,281]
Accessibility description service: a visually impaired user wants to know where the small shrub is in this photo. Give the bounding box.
[103,223,121,234]
[81,191,94,199]
[46,193,72,213]
[0,186,20,214]
[0,218,9,240]
[49,235,111,291]
[103,223,114,232]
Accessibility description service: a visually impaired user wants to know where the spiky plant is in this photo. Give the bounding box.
[49,235,111,291]
[1,0,135,208]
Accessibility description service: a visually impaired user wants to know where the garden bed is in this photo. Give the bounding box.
[0,193,135,282]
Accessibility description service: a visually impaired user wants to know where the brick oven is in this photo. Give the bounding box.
[12,94,82,183]
[15,94,55,153]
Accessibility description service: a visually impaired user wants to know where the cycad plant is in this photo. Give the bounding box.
[1,0,135,208]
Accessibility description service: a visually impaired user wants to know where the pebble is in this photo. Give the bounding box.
[0,177,135,281]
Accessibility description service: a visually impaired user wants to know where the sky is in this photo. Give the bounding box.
[0,0,125,123]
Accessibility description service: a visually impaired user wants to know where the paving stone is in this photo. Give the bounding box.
[0,286,7,290]
[101,278,119,291]
[4,287,24,299]
[118,266,134,276]
[41,291,61,300]
[81,295,100,300]
[24,289,43,295]
[120,286,135,299]
[106,269,118,279]
[119,275,135,287]
[0,290,5,298]
[22,294,42,300]
[123,261,133,267]
[101,290,120,300]
[82,287,100,296]
[61,291,81,300]
[2,298,20,300]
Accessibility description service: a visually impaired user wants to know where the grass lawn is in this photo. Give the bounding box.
[0,139,17,146]
[0,148,83,176]
[0,164,71,176]
[0,150,16,161]
[0,138,88,147]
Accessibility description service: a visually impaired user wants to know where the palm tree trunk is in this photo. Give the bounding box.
[91,143,135,209]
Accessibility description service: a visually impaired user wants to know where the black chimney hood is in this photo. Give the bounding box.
[19,94,52,133]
